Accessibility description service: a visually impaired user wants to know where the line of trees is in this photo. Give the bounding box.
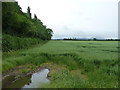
[2,2,53,40]
[63,38,120,41]
[2,2,53,52]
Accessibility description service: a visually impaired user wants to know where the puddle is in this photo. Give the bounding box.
[2,69,50,88]
[22,69,50,88]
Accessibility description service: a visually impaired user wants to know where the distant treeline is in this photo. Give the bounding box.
[2,2,53,52]
[57,38,120,41]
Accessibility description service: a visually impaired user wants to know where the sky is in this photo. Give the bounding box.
[16,0,119,39]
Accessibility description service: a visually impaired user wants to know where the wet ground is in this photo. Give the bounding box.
[2,69,50,88]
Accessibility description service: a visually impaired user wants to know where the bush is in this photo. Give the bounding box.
[2,34,42,52]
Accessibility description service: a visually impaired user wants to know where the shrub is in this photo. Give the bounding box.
[2,34,42,52]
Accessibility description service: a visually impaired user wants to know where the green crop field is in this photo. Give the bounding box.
[2,40,119,88]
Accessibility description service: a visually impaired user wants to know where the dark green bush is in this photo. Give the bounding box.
[2,34,42,52]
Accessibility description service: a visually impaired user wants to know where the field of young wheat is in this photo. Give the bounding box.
[2,40,119,88]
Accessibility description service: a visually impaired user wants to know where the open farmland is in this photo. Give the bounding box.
[2,40,119,88]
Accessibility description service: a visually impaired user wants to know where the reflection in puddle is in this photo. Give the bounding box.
[22,69,50,88]
[2,69,50,88]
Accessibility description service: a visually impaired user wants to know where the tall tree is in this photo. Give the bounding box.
[27,6,31,18]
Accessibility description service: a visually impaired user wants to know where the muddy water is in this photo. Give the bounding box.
[2,69,50,88]
[22,69,50,88]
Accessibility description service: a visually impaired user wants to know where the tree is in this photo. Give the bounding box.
[46,28,53,40]
[2,2,53,40]
[34,14,37,20]
[27,6,31,18]
[93,38,97,41]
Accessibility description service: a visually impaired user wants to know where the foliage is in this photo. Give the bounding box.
[2,2,53,39]
[2,34,43,52]
[2,2,53,51]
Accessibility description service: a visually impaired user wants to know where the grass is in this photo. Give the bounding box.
[2,40,119,88]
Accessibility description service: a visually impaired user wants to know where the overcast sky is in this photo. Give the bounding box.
[16,0,119,39]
